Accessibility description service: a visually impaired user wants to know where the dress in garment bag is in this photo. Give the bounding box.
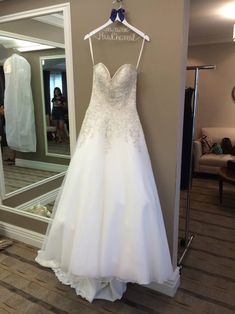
[36,38,173,302]
[4,54,36,152]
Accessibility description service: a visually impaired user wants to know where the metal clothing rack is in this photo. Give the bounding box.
[178,64,216,267]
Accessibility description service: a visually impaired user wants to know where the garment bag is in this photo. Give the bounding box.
[4,54,36,152]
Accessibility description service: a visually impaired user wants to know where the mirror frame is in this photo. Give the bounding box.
[40,54,70,159]
[0,3,76,215]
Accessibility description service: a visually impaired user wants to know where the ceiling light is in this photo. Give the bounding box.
[16,45,54,52]
[0,35,56,52]
[220,3,235,19]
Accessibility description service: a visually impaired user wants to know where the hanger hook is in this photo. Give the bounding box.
[112,0,123,9]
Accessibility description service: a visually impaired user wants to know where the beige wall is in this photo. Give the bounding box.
[0,0,189,268]
[187,42,235,138]
[0,19,64,45]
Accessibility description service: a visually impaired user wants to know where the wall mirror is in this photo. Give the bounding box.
[0,4,75,219]
[40,55,70,158]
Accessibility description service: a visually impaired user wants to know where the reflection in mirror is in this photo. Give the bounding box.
[0,10,71,210]
[41,55,70,157]
[15,194,56,219]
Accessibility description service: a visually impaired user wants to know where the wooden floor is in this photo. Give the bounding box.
[3,163,59,194]
[48,140,70,156]
[0,177,234,313]
[2,147,60,194]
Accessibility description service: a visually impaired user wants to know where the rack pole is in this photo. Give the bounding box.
[178,65,216,267]
[185,68,199,237]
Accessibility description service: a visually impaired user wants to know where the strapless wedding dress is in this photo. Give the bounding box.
[36,60,173,302]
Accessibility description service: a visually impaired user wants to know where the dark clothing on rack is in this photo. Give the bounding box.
[0,66,6,148]
[0,114,7,147]
[0,66,5,105]
[180,87,194,190]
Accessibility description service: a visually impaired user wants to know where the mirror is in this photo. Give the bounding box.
[40,55,70,157]
[0,4,76,217]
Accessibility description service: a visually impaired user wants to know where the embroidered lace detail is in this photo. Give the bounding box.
[78,63,142,151]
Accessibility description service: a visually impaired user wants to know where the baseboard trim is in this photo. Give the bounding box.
[15,158,68,172]
[16,188,59,211]
[0,222,44,248]
[1,189,59,223]
[146,267,180,297]
[0,222,180,297]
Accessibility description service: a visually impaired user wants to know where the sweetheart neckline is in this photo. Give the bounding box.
[94,62,137,81]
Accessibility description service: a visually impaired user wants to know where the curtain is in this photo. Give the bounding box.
[0,66,5,105]
[43,70,51,115]
[62,71,67,101]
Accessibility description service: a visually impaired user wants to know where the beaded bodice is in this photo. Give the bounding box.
[90,62,137,108]
[78,63,142,149]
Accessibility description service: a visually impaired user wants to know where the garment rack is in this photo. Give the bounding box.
[178,64,216,267]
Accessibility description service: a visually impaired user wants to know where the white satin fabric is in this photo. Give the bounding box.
[4,54,36,152]
[36,63,173,302]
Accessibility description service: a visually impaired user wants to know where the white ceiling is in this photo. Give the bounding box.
[33,13,64,29]
[0,13,64,54]
[189,0,235,45]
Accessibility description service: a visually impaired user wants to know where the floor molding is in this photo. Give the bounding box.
[0,222,180,296]
[16,188,59,211]
[15,158,68,172]
[0,222,45,248]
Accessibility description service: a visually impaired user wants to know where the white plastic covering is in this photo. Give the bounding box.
[4,53,36,152]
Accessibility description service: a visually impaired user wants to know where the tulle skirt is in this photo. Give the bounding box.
[36,132,173,302]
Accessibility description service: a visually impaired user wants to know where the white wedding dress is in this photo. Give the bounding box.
[36,38,173,303]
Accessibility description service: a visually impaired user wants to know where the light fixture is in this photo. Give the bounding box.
[233,24,235,41]
[0,35,56,52]
[16,45,54,52]
[220,3,235,19]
